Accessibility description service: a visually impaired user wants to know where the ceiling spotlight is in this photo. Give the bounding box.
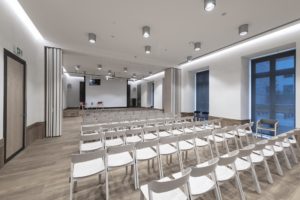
[88,33,96,44]
[204,0,216,12]
[108,70,112,76]
[149,71,153,75]
[97,64,102,70]
[194,42,201,51]
[132,73,137,78]
[75,65,80,71]
[124,67,128,73]
[187,56,193,62]
[142,26,150,38]
[145,45,151,54]
[239,24,249,36]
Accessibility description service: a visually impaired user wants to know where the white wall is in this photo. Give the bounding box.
[141,82,149,107]
[154,79,163,109]
[180,22,300,128]
[85,77,127,107]
[0,1,45,139]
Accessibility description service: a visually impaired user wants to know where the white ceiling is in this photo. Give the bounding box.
[20,0,300,75]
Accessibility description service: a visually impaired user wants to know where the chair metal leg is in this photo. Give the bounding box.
[177,151,184,171]
[250,164,261,193]
[290,145,298,163]
[136,161,140,189]
[70,178,73,200]
[273,153,283,176]
[234,173,246,200]
[157,156,163,179]
[262,158,273,184]
[282,149,292,169]
[106,170,109,200]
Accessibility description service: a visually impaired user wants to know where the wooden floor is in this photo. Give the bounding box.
[1,116,300,200]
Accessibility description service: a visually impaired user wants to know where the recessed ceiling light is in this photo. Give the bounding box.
[149,71,153,75]
[145,45,151,54]
[187,56,193,62]
[97,64,102,70]
[204,0,216,12]
[143,26,150,38]
[124,67,128,73]
[194,42,201,51]
[239,24,249,36]
[88,33,96,44]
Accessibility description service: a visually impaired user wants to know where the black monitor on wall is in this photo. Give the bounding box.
[89,79,101,86]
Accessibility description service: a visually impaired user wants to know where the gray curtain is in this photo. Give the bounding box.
[45,47,63,137]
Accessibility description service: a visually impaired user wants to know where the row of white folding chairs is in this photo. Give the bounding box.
[71,128,300,200]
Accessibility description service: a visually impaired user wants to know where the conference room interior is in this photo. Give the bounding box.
[1,0,300,200]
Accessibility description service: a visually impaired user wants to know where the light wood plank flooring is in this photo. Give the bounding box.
[0,116,300,200]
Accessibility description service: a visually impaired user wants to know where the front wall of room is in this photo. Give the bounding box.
[85,76,127,107]
[181,25,300,128]
[0,1,45,140]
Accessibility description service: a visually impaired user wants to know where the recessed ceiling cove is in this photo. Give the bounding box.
[20,0,300,73]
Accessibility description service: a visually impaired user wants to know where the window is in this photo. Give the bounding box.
[196,70,209,112]
[251,50,295,135]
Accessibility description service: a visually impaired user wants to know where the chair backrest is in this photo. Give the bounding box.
[159,135,178,144]
[159,124,172,132]
[125,129,144,138]
[107,143,135,155]
[105,130,126,139]
[81,133,103,142]
[144,126,158,134]
[71,149,106,164]
[172,123,184,130]
[239,144,255,157]
[254,140,268,151]
[196,129,212,138]
[135,139,159,149]
[268,137,279,145]
[185,121,195,129]
[148,168,191,195]
[178,133,196,142]
[194,121,206,128]
[191,158,219,177]
[218,150,239,166]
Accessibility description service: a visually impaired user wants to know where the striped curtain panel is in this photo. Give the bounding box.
[45,47,63,137]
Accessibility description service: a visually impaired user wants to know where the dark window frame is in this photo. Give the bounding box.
[251,49,296,134]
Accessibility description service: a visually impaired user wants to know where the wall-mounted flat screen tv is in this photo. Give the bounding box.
[89,79,101,86]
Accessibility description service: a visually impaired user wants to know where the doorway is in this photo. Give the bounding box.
[3,49,26,162]
[196,70,209,113]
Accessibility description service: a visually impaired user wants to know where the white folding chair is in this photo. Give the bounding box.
[104,130,126,147]
[80,133,104,153]
[158,125,172,138]
[183,122,195,134]
[235,144,261,193]
[135,139,162,188]
[143,126,159,141]
[70,149,106,200]
[250,140,274,184]
[173,158,222,200]
[194,129,214,160]
[178,133,200,165]
[208,128,229,156]
[278,132,298,164]
[140,168,191,200]
[266,136,292,171]
[287,129,300,152]
[172,123,185,135]
[106,144,137,199]
[158,136,183,177]
[215,150,246,200]
[126,129,144,144]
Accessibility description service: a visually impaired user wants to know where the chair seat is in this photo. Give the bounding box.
[108,152,134,168]
[250,153,264,163]
[277,142,290,148]
[73,158,105,178]
[80,141,103,152]
[194,127,205,132]
[173,172,215,196]
[215,166,235,181]
[266,145,283,152]
[214,125,221,129]
[144,133,158,140]
[194,138,208,147]
[172,130,184,135]
[183,128,194,133]
[217,133,235,139]
[179,141,194,151]
[137,147,158,161]
[207,135,224,143]
[253,149,274,157]
[158,144,177,155]
[126,135,142,143]
[159,131,171,137]
[140,177,188,200]
[289,138,297,144]
[235,158,251,171]
[105,138,123,147]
